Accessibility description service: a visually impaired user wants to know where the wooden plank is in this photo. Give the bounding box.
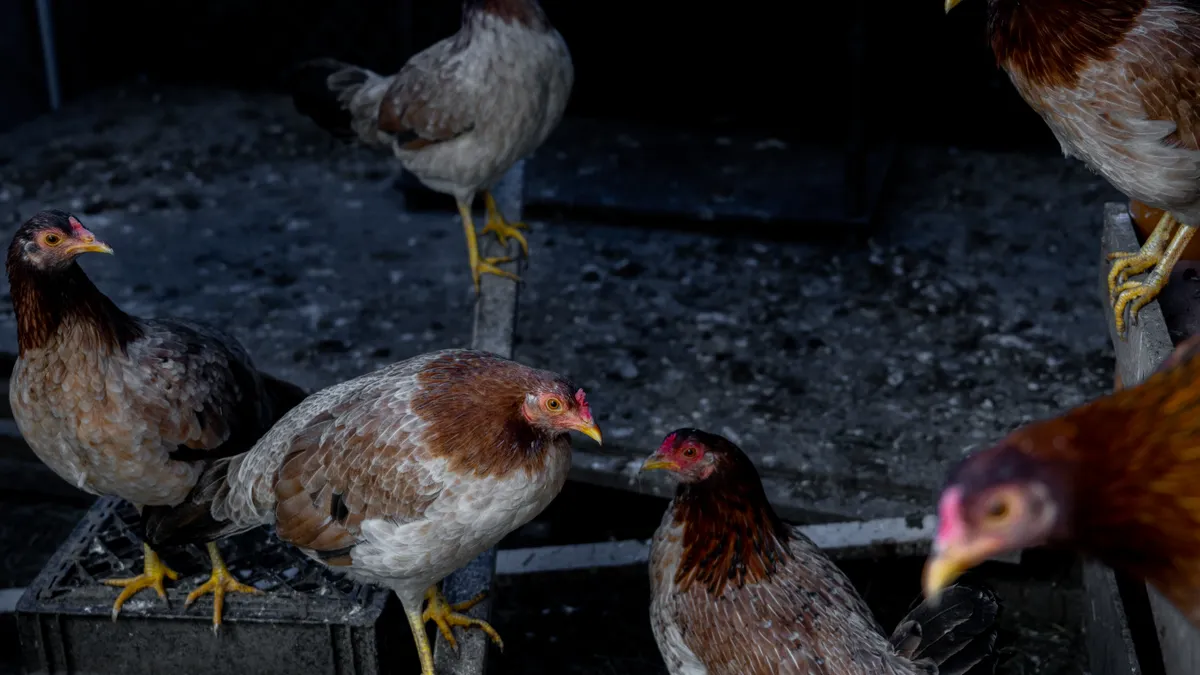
[1100,201,1191,675]
[433,161,527,675]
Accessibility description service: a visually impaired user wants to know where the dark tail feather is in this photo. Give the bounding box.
[262,371,309,421]
[143,458,240,548]
[287,58,369,140]
[890,585,1000,675]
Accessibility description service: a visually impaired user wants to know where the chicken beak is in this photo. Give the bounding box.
[922,536,999,602]
[640,455,678,472]
[66,239,114,256]
[575,420,603,445]
[945,0,965,12]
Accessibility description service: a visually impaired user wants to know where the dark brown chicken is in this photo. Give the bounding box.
[291,0,573,292]
[946,0,1200,336]
[643,429,999,675]
[6,210,307,627]
[144,349,601,675]
[925,334,1200,629]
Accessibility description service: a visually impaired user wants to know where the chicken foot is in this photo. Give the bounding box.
[458,202,519,293]
[104,542,180,620]
[183,541,262,630]
[402,585,504,675]
[1107,211,1175,292]
[481,191,529,256]
[1111,213,1195,337]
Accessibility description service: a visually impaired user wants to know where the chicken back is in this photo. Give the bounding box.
[643,429,999,675]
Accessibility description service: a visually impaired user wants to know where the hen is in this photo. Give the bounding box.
[290,0,573,292]
[946,0,1200,336]
[643,429,1000,675]
[6,210,307,627]
[144,349,601,675]
[925,334,1200,628]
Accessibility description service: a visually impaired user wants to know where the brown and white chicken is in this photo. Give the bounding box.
[145,349,601,675]
[642,429,1000,675]
[6,210,307,627]
[291,0,573,292]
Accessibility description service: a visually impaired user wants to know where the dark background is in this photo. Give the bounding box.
[1,0,1053,151]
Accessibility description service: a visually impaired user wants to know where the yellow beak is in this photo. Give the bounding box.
[640,456,678,472]
[945,0,965,12]
[576,421,603,445]
[922,552,969,601]
[66,240,114,256]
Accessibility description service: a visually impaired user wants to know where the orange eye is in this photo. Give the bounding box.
[44,233,62,246]
[544,397,563,412]
[985,496,1012,523]
[682,446,698,458]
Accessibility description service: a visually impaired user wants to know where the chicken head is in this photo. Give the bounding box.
[8,210,113,273]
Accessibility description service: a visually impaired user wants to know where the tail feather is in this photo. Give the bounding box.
[891,585,1000,675]
[287,58,387,146]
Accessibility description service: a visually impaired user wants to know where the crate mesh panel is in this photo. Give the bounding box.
[29,497,388,623]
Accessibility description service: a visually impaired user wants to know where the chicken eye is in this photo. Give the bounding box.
[43,233,62,246]
[985,497,1012,522]
[682,446,698,458]
[544,397,563,412]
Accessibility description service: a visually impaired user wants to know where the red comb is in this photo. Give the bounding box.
[574,389,591,420]
[658,433,678,453]
[67,216,86,234]
[934,487,965,546]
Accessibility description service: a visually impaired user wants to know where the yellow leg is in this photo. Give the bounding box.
[104,542,180,620]
[1112,217,1195,337]
[1108,211,1176,292]
[422,585,504,652]
[404,603,438,675]
[481,191,529,256]
[458,202,520,294]
[184,542,262,630]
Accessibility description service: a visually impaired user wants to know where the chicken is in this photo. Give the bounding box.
[924,334,1200,628]
[6,210,307,628]
[946,0,1200,336]
[642,429,1000,675]
[290,0,573,293]
[143,349,601,675]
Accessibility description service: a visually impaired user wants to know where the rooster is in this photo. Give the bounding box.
[925,333,1200,629]
[6,210,308,627]
[143,349,602,675]
[290,0,573,292]
[643,429,1000,675]
[946,0,1200,336]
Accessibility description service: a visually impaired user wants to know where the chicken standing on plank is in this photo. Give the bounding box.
[290,0,573,293]
[642,429,1000,675]
[925,333,1200,629]
[144,349,602,675]
[6,210,308,627]
[945,0,1200,337]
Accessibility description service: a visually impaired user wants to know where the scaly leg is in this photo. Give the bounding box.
[184,541,262,630]
[1108,211,1176,292]
[1112,217,1195,337]
[458,202,519,293]
[422,585,504,652]
[104,542,180,620]
[481,191,529,256]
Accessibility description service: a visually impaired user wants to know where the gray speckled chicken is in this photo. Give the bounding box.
[6,210,307,627]
[144,349,602,675]
[291,0,573,292]
[641,429,1000,675]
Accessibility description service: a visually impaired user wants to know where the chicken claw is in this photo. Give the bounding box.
[458,203,521,293]
[104,543,180,620]
[1107,211,1174,293]
[1110,213,1194,337]
[422,586,504,652]
[481,191,529,256]
[184,542,261,631]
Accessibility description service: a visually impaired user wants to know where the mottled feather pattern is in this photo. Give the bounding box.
[994,0,1200,221]
[297,2,573,204]
[213,349,574,602]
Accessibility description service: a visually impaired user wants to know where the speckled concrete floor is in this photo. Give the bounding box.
[0,83,1113,674]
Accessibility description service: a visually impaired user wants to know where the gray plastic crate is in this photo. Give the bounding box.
[16,497,410,675]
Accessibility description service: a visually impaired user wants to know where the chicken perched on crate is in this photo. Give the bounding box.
[290,0,573,293]
[144,349,602,675]
[641,429,1000,675]
[945,0,1200,336]
[925,334,1200,629]
[5,210,308,627]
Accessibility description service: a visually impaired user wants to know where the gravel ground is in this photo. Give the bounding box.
[0,83,1115,674]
